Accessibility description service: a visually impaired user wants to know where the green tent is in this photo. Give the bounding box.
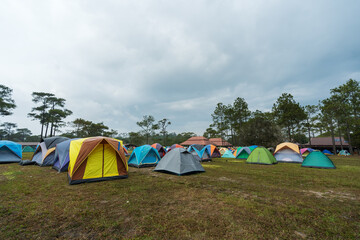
[22,146,35,153]
[221,149,235,158]
[236,147,252,159]
[246,147,277,165]
[301,151,336,169]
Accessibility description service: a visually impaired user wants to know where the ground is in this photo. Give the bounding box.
[0,154,359,239]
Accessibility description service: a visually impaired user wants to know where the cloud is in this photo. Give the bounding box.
[1,0,360,136]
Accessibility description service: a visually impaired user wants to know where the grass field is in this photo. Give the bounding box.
[1,154,359,239]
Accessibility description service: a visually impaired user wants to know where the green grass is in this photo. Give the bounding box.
[0,156,359,239]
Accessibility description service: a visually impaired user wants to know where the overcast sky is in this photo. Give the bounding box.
[1,0,360,136]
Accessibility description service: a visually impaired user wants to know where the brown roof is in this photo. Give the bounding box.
[209,138,232,147]
[180,136,211,146]
[305,137,349,146]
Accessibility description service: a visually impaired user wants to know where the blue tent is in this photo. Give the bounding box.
[188,144,211,162]
[322,149,333,155]
[128,145,161,168]
[221,149,235,158]
[0,140,22,163]
[52,139,78,172]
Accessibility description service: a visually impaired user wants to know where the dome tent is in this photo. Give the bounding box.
[52,138,79,172]
[68,137,128,184]
[30,137,69,166]
[221,149,235,158]
[128,145,161,168]
[151,143,166,158]
[235,147,252,159]
[205,144,221,158]
[154,148,205,175]
[246,147,277,165]
[0,141,22,163]
[274,142,303,163]
[302,151,336,169]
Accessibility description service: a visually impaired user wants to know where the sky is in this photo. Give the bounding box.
[1,0,360,136]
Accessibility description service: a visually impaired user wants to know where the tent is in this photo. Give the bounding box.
[68,137,128,184]
[30,137,69,166]
[338,150,350,156]
[128,145,161,168]
[301,151,336,169]
[221,149,235,158]
[0,141,22,163]
[168,144,184,151]
[123,145,129,156]
[22,146,35,153]
[151,143,166,158]
[300,148,314,157]
[205,144,221,158]
[52,139,78,172]
[219,147,228,155]
[322,149,333,155]
[154,148,205,175]
[235,147,252,159]
[187,144,211,162]
[246,147,277,165]
[274,142,303,163]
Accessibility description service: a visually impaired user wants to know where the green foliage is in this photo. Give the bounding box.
[64,118,117,138]
[0,84,16,117]
[136,115,158,144]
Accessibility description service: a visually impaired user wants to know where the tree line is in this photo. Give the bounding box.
[206,79,360,153]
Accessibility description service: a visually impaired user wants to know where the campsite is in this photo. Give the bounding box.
[0,152,359,239]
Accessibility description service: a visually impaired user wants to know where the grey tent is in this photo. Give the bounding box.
[0,141,22,163]
[53,138,78,172]
[154,148,205,175]
[30,136,69,166]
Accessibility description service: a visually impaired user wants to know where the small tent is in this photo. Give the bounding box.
[151,143,166,158]
[205,144,221,158]
[222,149,235,158]
[52,139,78,172]
[301,151,336,169]
[169,144,184,151]
[188,144,211,162]
[322,149,333,155]
[128,145,161,168]
[274,142,303,163]
[154,148,205,175]
[123,146,129,156]
[338,150,350,156]
[300,148,314,157]
[219,147,228,155]
[22,146,35,153]
[68,137,128,184]
[0,141,22,163]
[246,147,277,165]
[30,137,69,166]
[235,147,252,159]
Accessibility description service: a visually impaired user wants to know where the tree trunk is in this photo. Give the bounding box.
[337,121,343,151]
[50,122,54,137]
[345,121,353,154]
[307,119,312,146]
[45,123,49,138]
[330,122,337,154]
[287,126,291,141]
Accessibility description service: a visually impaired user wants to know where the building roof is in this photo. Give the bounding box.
[180,136,211,146]
[209,138,232,147]
[305,137,349,147]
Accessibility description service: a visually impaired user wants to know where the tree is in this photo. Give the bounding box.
[0,122,17,139]
[211,103,229,145]
[229,97,251,145]
[49,108,72,136]
[242,111,283,147]
[158,118,171,146]
[27,92,55,139]
[320,98,337,154]
[203,127,219,139]
[65,118,115,138]
[0,84,16,117]
[13,128,32,141]
[272,93,306,141]
[303,105,318,146]
[136,115,158,144]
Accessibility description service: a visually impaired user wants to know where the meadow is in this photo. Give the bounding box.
[0,153,359,239]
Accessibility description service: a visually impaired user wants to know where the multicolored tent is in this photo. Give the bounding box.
[219,147,228,155]
[128,145,161,168]
[0,140,22,163]
[68,137,128,184]
[274,142,303,163]
[338,150,350,156]
[168,144,184,151]
[205,144,221,158]
[22,146,35,153]
[30,137,69,166]
[246,147,277,165]
[222,149,235,158]
[235,147,252,159]
[154,148,205,175]
[151,143,166,158]
[322,149,333,155]
[300,148,314,157]
[187,144,211,162]
[301,151,336,169]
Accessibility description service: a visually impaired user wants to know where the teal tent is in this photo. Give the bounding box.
[301,151,336,169]
[128,145,161,168]
[22,146,35,153]
[0,140,22,163]
[222,149,235,158]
